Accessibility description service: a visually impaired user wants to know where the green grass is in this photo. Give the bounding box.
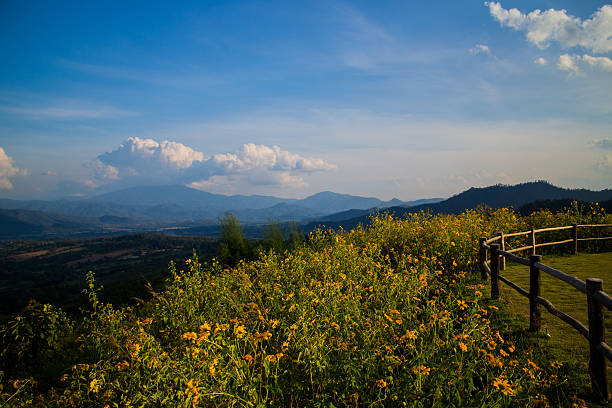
[497,251,612,403]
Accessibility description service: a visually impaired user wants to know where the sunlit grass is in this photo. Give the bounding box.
[500,251,612,400]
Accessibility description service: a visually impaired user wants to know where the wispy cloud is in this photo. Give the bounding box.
[469,44,493,57]
[58,59,220,89]
[333,3,456,71]
[0,105,131,120]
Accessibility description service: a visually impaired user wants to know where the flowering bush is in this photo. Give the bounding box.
[2,205,606,407]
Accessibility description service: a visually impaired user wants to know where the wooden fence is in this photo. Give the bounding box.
[478,224,612,401]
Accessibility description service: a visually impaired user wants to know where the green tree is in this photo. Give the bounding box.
[287,220,303,251]
[262,219,285,254]
[218,212,249,266]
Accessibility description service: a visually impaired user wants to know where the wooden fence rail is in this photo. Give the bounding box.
[478,223,612,401]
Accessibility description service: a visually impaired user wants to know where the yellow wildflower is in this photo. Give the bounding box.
[182,332,197,342]
[234,325,247,339]
[90,378,101,393]
[411,365,431,376]
[375,379,388,388]
[492,376,514,396]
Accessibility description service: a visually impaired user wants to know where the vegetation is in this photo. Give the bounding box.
[0,234,219,319]
[0,203,610,407]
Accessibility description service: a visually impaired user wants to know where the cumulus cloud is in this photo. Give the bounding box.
[582,54,612,72]
[534,57,547,65]
[486,2,612,53]
[0,147,27,189]
[89,138,335,191]
[557,54,581,74]
[556,53,612,74]
[469,44,492,56]
[98,137,205,172]
[208,143,336,173]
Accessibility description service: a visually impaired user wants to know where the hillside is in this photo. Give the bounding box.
[0,209,103,240]
[2,207,607,406]
[307,181,612,231]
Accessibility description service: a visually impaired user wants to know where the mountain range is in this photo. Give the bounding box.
[1,181,610,240]
[301,181,612,232]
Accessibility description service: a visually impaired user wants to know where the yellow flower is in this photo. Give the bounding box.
[492,376,514,396]
[458,342,467,352]
[254,331,273,341]
[550,360,563,369]
[411,365,431,376]
[234,325,247,339]
[182,332,198,342]
[375,379,388,388]
[90,378,101,393]
[209,357,218,376]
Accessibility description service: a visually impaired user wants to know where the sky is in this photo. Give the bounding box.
[0,0,611,201]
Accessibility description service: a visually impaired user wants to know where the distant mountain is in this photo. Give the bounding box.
[230,203,324,223]
[404,181,612,215]
[400,198,445,207]
[0,209,103,239]
[91,185,287,210]
[304,181,612,232]
[1,186,424,225]
[92,185,407,214]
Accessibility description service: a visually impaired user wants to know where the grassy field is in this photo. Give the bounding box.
[498,251,612,399]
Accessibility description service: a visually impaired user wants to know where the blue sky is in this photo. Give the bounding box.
[0,0,611,200]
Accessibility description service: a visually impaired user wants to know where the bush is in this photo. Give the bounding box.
[1,206,606,407]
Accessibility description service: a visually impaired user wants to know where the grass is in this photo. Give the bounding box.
[497,251,612,403]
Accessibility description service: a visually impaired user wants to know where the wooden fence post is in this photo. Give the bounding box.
[497,231,506,270]
[531,228,536,256]
[479,237,487,281]
[586,278,608,401]
[529,255,542,332]
[572,224,578,255]
[490,243,500,300]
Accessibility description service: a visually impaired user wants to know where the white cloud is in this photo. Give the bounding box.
[209,143,336,173]
[534,57,547,65]
[486,2,612,53]
[98,137,205,173]
[582,54,612,72]
[556,53,612,74]
[91,138,335,191]
[557,54,581,74]
[469,44,492,56]
[0,147,27,189]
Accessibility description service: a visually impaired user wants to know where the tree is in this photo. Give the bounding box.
[218,212,249,267]
[262,219,285,254]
